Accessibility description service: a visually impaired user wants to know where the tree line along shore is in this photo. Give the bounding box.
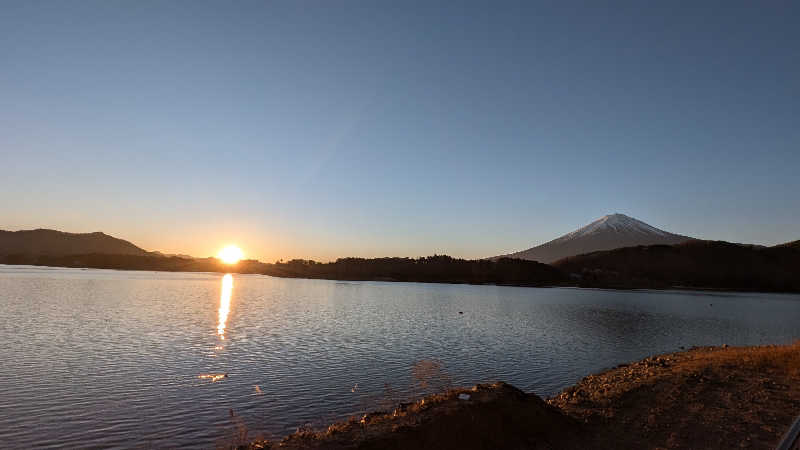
[3,239,800,292]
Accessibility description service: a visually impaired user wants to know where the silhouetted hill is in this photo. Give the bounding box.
[494,214,694,263]
[0,229,149,257]
[268,255,566,286]
[776,239,800,250]
[553,240,800,292]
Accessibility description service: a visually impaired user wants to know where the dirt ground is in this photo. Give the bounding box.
[549,343,800,449]
[243,342,800,450]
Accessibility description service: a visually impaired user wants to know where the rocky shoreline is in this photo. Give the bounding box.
[241,342,800,449]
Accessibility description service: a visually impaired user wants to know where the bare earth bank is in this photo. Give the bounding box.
[238,342,800,450]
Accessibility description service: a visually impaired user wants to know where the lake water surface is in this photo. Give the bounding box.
[1,265,799,448]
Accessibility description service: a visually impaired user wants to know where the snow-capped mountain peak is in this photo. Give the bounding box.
[556,213,667,241]
[493,213,692,263]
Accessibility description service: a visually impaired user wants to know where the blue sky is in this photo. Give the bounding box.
[2,1,798,261]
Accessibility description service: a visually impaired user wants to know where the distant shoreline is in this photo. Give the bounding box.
[3,261,800,295]
[3,231,799,293]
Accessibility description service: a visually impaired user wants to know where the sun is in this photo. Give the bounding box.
[217,245,244,264]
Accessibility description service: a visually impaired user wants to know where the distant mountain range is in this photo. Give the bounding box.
[0,229,150,257]
[1,221,798,292]
[494,213,693,263]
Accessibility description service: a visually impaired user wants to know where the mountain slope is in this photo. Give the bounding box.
[775,239,800,250]
[552,240,800,292]
[496,214,693,263]
[0,229,150,257]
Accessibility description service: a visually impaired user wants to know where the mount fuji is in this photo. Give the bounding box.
[495,213,694,264]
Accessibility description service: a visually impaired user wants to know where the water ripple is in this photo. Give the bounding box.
[0,266,799,447]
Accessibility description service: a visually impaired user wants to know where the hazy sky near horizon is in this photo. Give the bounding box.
[2,1,799,261]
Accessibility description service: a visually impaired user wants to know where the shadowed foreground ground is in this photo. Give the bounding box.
[241,342,800,449]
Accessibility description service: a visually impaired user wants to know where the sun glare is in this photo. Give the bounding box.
[217,245,244,264]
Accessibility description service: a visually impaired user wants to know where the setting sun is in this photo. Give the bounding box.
[217,245,244,264]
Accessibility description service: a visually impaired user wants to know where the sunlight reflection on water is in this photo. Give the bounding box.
[198,373,228,382]
[217,274,233,340]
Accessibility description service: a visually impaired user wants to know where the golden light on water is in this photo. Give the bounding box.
[217,274,233,339]
[198,276,234,380]
[198,373,227,382]
[217,245,244,264]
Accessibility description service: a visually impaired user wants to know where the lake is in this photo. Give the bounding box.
[1,265,798,448]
